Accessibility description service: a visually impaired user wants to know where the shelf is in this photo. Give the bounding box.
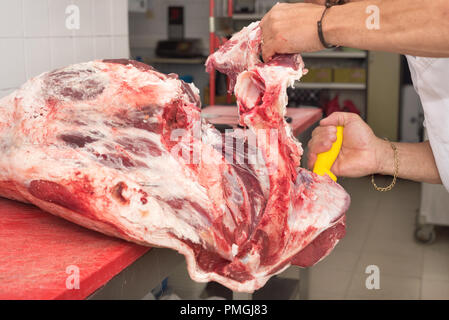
[232,13,264,20]
[145,57,206,65]
[295,82,366,90]
[302,50,367,59]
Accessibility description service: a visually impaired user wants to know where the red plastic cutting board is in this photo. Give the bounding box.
[0,198,149,300]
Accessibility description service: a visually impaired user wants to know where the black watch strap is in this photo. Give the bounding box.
[317,1,340,49]
[328,0,345,5]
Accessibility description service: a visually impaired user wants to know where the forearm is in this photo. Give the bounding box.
[376,140,442,184]
[325,0,449,57]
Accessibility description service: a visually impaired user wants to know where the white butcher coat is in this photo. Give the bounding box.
[406,56,449,191]
[406,56,449,225]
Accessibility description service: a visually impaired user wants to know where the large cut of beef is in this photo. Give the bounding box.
[0,23,349,293]
[205,20,349,273]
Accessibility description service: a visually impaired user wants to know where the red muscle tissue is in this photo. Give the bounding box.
[0,22,349,292]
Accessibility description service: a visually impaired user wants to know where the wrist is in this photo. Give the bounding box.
[322,3,346,47]
[375,138,395,175]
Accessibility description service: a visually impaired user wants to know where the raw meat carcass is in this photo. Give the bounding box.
[206,21,350,275]
[0,24,349,293]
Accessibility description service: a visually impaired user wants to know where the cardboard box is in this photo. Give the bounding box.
[301,68,332,83]
[333,68,366,83]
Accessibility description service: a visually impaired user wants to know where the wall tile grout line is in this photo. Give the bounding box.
[21,0,28,80]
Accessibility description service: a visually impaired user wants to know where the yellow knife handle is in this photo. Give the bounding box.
[313,126,343,182]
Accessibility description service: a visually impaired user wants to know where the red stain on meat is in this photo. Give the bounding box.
[45,68,105,101]
[59,133,97,148]
[111,182,129,205]
[117,137,162,157]
[28,180,93,218]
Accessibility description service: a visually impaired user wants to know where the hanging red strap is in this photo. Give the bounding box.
[209,0,216,106]
[226,0,233,104]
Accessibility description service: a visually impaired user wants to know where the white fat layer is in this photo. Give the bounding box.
[232,244,239,257]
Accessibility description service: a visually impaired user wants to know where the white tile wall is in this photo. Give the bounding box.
[93,0,113,36]
[23,0,50,37]
[74,37,95,62]
[50,37,76,69]
[0,0,130,93]
[0,0,23,37]
[94,36,113,59]
[73,0,94,37]
[24,38,51,79]
[49,0,74,37]
[0,88,15,99]
[0,38,26,89]
[112,0,129,36]
[112,36,131,58]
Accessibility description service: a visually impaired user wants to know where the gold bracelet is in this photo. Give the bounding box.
[371,138,399,192]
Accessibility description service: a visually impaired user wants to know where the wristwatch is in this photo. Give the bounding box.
[327,0,346,5]
[318,0,345,48]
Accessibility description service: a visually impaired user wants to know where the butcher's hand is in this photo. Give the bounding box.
[260,2,326,62]
[307,112,384,178]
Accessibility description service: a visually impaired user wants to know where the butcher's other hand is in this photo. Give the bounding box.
[260,2,325,62]
[307,112,384,178]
